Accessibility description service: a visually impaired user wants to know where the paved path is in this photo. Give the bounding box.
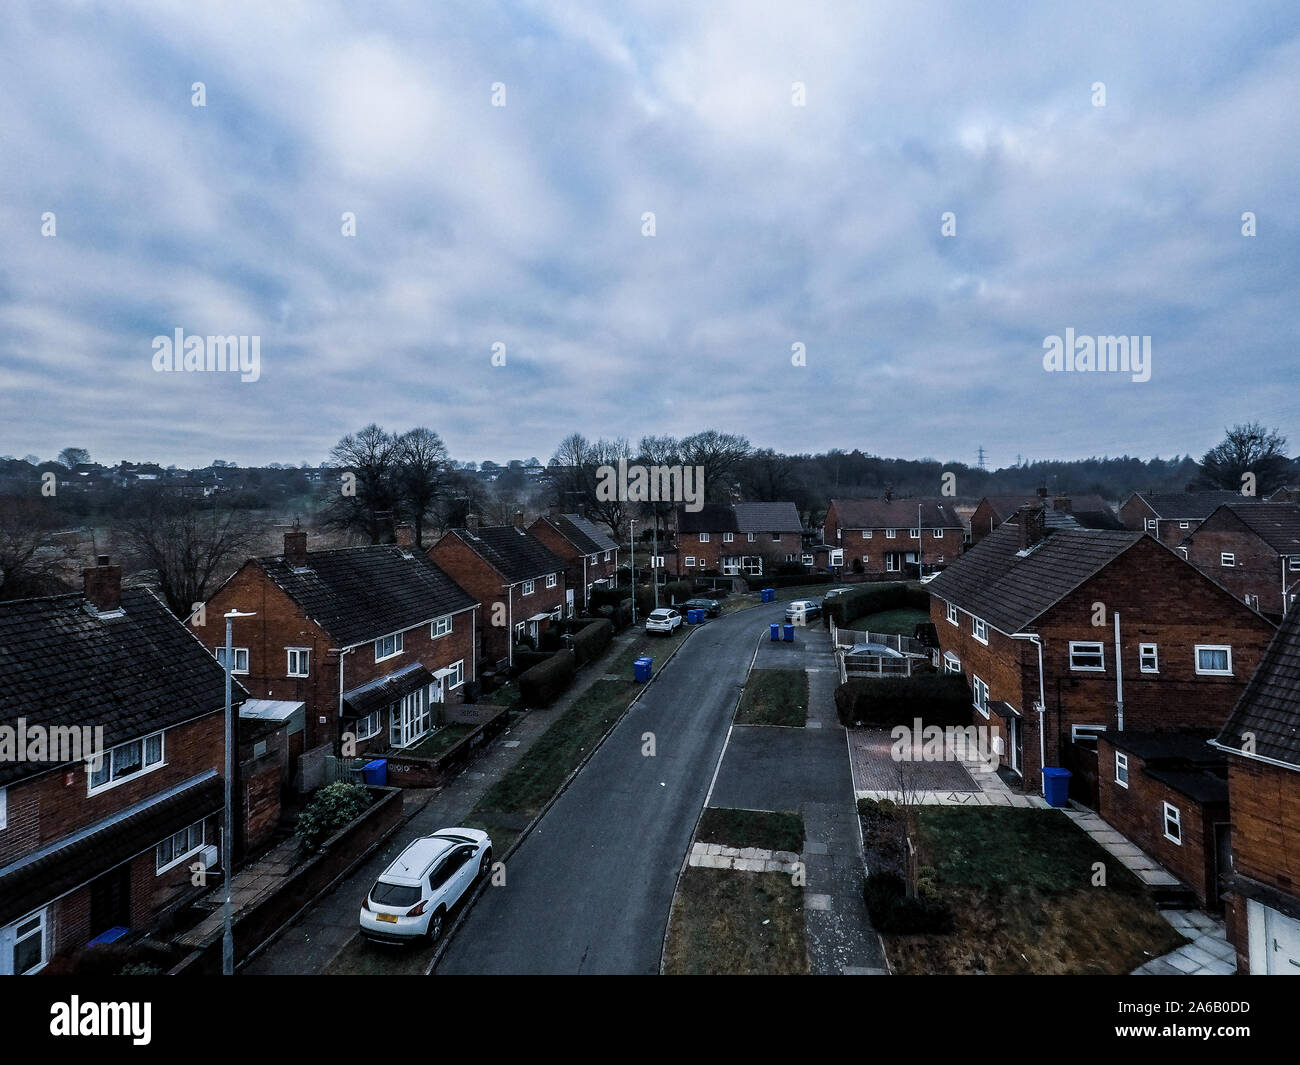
[707,624,887,975]
[1131,911,1235,975]
[435,602,794,974]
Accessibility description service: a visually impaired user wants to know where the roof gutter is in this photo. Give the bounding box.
[1207,738,1300,774]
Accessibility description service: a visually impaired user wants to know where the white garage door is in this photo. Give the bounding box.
[1248,900,1300,974]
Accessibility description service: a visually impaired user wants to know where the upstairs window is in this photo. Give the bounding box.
[215,646,249,674]
[699,533,710,543]
[946,602,959,626]
[1163,802,1182,844]
[723,532,734,543]
[885,529,897,539]
[286,648,310,677]
[521,580,535,596]
[1195,645,1232,675]
[1220,552,1235,567]
[89,732,165,793]
[431,616,452,638]
[546,574,557,589]
[1139,643,1158,673]
[971,617,988,643]
[375,631,404,661]
[1115,752,1129,788]
[1069,641,1105,671]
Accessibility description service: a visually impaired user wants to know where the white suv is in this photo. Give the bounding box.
[645,608,682,635]
[359,828,492,944]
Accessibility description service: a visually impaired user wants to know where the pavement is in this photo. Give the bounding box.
[706,622,888,975]
[1131,911,1236,975]
[434,601,796,974]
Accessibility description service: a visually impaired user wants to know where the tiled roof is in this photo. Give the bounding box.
[555,513,619,554]
[830,498,963,530]
[1215,606,1300,769]
[0,588,240,787]
[925,524,1144,634]
[982,494,1122,531]
[676,503,740,534]
[1131,491,1258,519]
[732,502,802,533]
[1193,502,1300,555]
[447,526,566,584]
[259,545,477,649]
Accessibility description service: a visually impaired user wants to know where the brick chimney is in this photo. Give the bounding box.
[83,555,121,613]
[395,523,414,550]
[284,527,308,567]
[548,503,561,519]
[513,508,525,530]
[1052,495,1072,514]
[465,512,480,533]
[1016,506,1047,550]
[1036,484,1048,499]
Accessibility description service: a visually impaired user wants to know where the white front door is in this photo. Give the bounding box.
[566,588,575,616]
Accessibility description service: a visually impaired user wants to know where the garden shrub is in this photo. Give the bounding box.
[834,674,973,728]
[297,781,371,853]
[863,870,954,934]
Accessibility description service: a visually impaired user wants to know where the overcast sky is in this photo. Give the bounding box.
[2,1,1298,470]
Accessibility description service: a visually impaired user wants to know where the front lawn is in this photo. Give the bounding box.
[663,868,807,975]
[697,807,804,853]
[877,806,1186,974]
[405,723,474,759]
[735,668,807,727]
[849,607,930,636]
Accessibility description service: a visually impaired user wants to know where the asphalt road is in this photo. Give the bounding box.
[434,601,790,975]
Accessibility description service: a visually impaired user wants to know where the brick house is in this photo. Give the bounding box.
[528,511,620,613]
[1211,607,1300,973]
[0,557,238,974]
[427,517,566,670]
[1097,730,1229,909]
[671,502,803,578]
[927,509,1276,798]
[1179,501,1300,618]
[1118,490,1257,549]
[823,498,963,578]
[969,492,1122,544]
[195,526,479,785]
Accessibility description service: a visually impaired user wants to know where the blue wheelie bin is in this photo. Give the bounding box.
[1041,767,1071,807]
[782,623,795,642]
[362,759,388,787]
[770,623,781,641]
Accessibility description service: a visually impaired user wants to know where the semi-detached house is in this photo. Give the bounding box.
[1180,501,1300,619]
[528,511,620,613]
[823,498,964,577]
[1,558,239,974]
[926,509,1275,799]
[671,502,803,577]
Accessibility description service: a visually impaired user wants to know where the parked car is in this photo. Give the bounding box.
[360,828,493,944]
[823,587,851,600]
[785,599,821,621]
[680,597,721,617]
[645,608,683,634]
[845,642,904,659]
[919,571,940,584]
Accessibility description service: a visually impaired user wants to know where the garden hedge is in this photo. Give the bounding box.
[834,674,973,728]
[571,619,614,666]
[518,649,576,707]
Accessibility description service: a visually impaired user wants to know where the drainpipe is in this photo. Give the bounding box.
[1283,556,1290,618]
[507,583,515,669]
[1011,632,1048,796]
[337,646,349,756]
[1114,611,1124,732]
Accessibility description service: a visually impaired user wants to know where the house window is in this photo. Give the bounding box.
[156,820,206,873]
[1195,645,1232,675]
[286,648,310,677]
[829,549,844,567]
[1179,521,1190,529]
[862,530,871,539]
[721,558,739,575]
[604,551,612,562]
[909,528,920,539]
[932,529,943,538]
[1069,641,1105,671]
[431,616,452,638]
[445,660,465,689]
[1139,643,1158,673]
[802,554,813,565]
[351,710,381,742]
[522,580,535,596]
[375,631,404,661]
[1163,802,1182,844]
[971,617,988,644]
[946,602,958,626]
[1290,556,1300,571]
[699,533,710,543]
[771,532,781,541]
[885,555,900,572]
[943,651,961,673]
[389,688,432,748]
[1145,519,1157,533]
[972,675,990,717]
[723,532,734,543]
[747,532,756,542]
[215,646,249,674]
[885,529,897,539]
[88,732,165,794]
[1220,552,1235,567]
[743,556,763,575]
[684,556,696,567]
[835,529,842,541]
[860,554,869,564]
[546,574,557,589]
[6,910,46,975]
[1115,752,1129,788]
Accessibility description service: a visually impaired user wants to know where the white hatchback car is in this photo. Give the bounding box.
[645,608,683,635]
[359,828,492,944]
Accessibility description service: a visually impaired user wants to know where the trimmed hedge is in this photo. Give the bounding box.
[512,649,556,675]
[589,585,632,611]
[664,579,693,604]
[572,619,614,666]
[612,601,634,630]
[834,674,973,728]
[518,649,575,707]
[761,573,833,589]
[824,581,929,627]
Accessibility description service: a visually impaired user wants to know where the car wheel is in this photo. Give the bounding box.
[478,848,493,879]
[427,908,445,943]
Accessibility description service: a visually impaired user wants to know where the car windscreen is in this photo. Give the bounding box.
[371,880,422,907]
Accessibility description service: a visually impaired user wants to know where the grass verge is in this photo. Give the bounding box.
[697,807,803,853]
[849,607,930,636]
[663,868,807,974]
[734,668,808,726]
[880,806,1187,974]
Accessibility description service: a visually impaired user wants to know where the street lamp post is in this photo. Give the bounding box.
[222,609,256,976]
[629,520,637,624]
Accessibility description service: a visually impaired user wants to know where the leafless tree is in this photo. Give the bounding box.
[395,427,451,547]
[1199,422,1291,494]
[324,423,401,543]
[0,496,75,600]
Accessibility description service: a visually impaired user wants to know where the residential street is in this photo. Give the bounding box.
[434,601,793,974]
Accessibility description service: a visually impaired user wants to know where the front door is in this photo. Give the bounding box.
[1008,717,1022,774]
[566,588,575,616]
[89,865,131,938]
[1212,822,1232,909]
